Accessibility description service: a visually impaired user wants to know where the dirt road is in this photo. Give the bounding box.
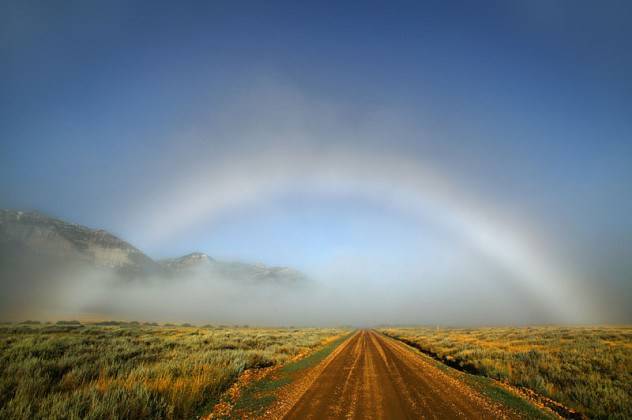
[282,330,518,419]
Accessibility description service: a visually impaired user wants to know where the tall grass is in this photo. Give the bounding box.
[379,326,632,419]
[0,323,344,419]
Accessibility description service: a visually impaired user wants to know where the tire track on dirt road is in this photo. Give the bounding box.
[281,330,529,419]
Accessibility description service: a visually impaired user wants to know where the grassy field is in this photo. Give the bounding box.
[0,322,346,419]
[378,326,632,419]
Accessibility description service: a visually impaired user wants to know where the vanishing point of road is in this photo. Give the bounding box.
[281,330,519,419]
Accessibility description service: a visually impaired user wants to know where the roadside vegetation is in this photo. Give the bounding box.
[378,326,632,419]
[230,332,351,417]
[0,322,345,419]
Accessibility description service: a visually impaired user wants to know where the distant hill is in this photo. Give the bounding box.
[0,210,160,278]
[159,252,216,270]
[0,209,307,284]
[158,252,307,286]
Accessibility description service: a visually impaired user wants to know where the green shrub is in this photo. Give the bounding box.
[0,324,344,419]
[379,326,632,419]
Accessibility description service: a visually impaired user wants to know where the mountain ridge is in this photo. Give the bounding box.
[0,209,306,285]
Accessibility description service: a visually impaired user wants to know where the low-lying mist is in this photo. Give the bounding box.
[1,251,567,327]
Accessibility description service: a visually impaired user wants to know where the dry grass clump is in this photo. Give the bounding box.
[0,323,344,419]
[379,326,632,419]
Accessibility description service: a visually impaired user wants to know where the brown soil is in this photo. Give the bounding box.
[277,330,522,419]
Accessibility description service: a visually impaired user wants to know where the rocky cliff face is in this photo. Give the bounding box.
[0,210,159,277]
[159,252,215,270]
[158,252,306,285]
[0,210,306,285]
[0,209,310,320]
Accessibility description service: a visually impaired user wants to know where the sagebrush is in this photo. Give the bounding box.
[0,323,344,419]
[379,326,632,419]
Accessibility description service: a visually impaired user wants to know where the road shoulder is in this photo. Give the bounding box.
[379,331,559,419]
[206,331,357,419]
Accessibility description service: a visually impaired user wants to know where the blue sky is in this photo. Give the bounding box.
[1,1,631,323]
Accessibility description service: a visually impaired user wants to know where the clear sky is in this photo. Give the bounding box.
[2,1,631,324]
